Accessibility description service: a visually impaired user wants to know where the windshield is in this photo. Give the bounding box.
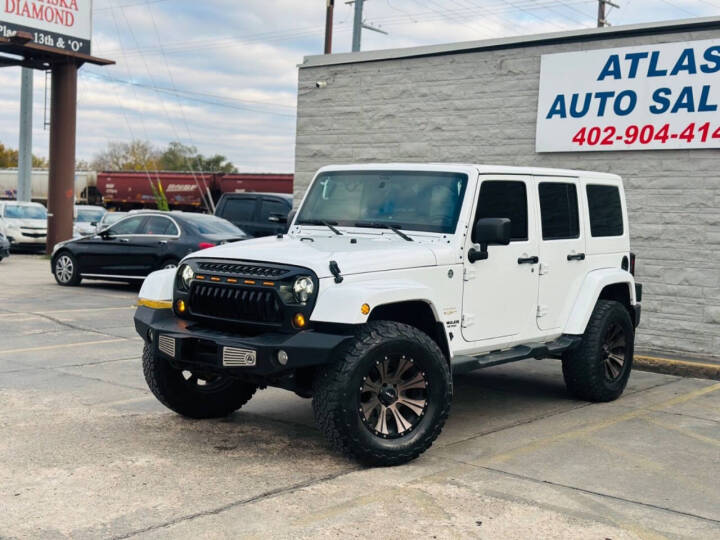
[297,171,468,234]
[3,205,47,220]
[76,209,106,223]
[184,214,244,235]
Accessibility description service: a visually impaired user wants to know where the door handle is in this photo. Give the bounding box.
[119,238,129,243]
[158,240,168,245]
[517,256,539,265]
[567,253,586,261]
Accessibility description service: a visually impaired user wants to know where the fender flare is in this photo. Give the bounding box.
[564,268,636,335]
[138,268,175,302]
[310,278,441,325]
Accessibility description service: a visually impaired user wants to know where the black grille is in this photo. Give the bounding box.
[197,262,287,278]
[189,283,282,324]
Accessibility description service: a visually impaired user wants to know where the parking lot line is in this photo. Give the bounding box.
[481,381,720,465]
[35,306,136,315]
[0,338,133,355]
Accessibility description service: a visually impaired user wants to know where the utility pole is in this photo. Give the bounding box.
[352,0,363,52]
[324,0,335,54]
[348,0,387,52]
[17,67,33,202]
[597,0,619,27]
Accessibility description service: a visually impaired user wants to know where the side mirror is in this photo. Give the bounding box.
[90,221,98,227]
[468,218,511,263]
[100,229,114,240]
[268,213,287,224]
[286,209,297,226]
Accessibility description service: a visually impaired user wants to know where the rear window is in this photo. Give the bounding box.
[586,185,623,237]
[539,183,580,240]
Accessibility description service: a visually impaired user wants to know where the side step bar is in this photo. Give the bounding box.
[452,335,582,375]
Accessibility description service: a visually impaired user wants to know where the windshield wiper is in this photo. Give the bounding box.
[354,221,413,242]
[297,219,343,236]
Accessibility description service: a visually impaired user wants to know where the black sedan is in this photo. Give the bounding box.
[50,211,247,286]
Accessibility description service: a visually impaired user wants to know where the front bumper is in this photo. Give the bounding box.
[134,306,354,377]
[6,231,47,247]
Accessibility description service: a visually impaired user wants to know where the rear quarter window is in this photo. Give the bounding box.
[586,184,623,237]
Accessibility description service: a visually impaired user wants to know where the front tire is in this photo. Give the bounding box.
[53,252,82,286]
[312,321,451,466]
[562,300,634,402]
[142,343,257,419]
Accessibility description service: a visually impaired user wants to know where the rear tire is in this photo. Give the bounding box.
[562,300,634,402]
[312,321,451,466]
[142,343,257,419]
[52,252,82,286]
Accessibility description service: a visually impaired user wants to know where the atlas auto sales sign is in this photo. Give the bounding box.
[0,0,91,54]
[536,39,720,152]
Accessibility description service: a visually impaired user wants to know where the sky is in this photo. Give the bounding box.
[0,0,717,172]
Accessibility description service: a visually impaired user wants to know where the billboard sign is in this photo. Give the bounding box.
[536,39,720,152]
[0,0,92,54]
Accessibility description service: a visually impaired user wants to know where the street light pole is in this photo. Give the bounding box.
[324,0,335,54]
[17,67,33,202]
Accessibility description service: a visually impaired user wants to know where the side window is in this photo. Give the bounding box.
[586,185,623,237]
[140,216,179,236]
[539,183,580,240]
[474,181,528,242]
[109,216,145,235]
[222,198,256,222]
[260,199,289,221]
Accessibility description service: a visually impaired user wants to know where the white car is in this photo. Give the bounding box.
[134,163,641,466]
[0,201,48,250]
[73,205,107,237]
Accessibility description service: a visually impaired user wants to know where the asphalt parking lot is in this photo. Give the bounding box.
[1,254,719,539]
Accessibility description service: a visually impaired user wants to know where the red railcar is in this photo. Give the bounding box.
[217,173,293,195]
[97,172,293,211]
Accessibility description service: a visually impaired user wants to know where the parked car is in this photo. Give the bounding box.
[95,211,129,233]
[51,211,247,286]
[0,231,9,261]
[0,201,47,251]
[74,205,107,237]
[135,163,641,466]
[214,192,292,238]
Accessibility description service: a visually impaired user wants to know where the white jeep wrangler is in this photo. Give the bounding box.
[135,164,641,466]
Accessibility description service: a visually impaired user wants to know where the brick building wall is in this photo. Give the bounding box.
[294,21,720,358]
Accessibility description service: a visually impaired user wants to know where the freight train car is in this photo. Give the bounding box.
[0,169,99,204]
[96,171,216,211]
[97,171,293,211]
[216,173,292,195]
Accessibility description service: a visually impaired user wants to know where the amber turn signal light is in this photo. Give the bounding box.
[293,313,307,328]
[176,299,186,313]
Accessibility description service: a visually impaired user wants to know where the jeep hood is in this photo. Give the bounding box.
[185,235,438,278]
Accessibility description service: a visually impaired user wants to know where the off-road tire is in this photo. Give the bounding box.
[52,251,82,286]
[142,343,257,419]
[312,321,452,466]
[562,300,634,402]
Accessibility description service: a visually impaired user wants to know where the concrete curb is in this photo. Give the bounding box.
[634,354,720,381]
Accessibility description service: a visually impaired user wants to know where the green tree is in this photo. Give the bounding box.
[0,141,47,168]
[91,140,161,171]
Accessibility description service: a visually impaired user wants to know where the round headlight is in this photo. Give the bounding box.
[178,264,194,290]
[293,276,315,303]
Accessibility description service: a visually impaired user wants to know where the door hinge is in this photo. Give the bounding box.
[536,305,549,318]
[463,267,476,281]
[539,263,551,275]
[461,313,475,328]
